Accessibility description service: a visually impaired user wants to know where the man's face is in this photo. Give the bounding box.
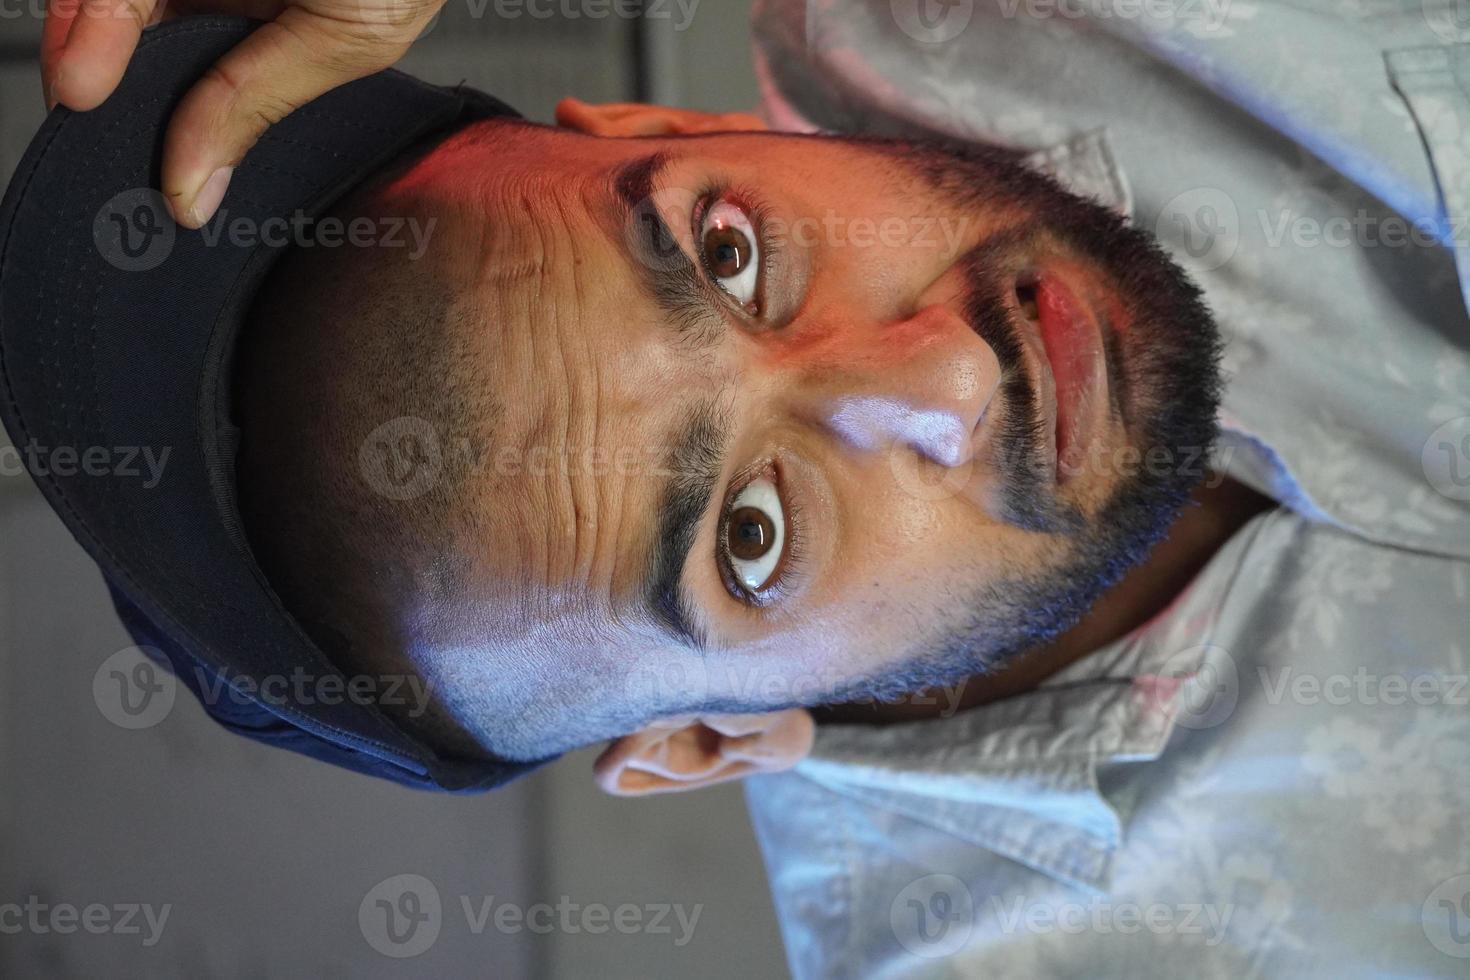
[371,113,1218,736]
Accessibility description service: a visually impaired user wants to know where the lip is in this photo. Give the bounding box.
[1016,267,1110,484]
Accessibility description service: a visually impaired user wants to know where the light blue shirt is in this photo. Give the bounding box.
[744,2,1470,976]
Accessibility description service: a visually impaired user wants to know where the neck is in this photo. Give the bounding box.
[816,475,1274,725]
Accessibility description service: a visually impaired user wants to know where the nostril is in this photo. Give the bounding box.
[1015,274,1040,322]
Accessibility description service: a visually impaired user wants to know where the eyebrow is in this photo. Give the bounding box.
[643,399,733,654]
[609,152,726,350]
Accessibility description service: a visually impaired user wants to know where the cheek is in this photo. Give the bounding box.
[893,498,944,545]
[860,480,969,558]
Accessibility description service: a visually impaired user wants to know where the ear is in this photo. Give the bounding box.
[555,97,768,137]
[593,710,815,797]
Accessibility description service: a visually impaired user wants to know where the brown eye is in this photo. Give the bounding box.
[728,506,775,561]
[722,477,786,593]
[704,224,752,279]
[699,200,761,308]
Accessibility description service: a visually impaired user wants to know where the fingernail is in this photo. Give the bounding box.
[186,166,233,228]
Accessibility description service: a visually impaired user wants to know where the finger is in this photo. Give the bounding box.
[41,0,80,108]
[47,0,160,111]
[161,10,421,228]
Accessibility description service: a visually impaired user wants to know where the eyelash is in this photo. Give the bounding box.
[717,460,805,608]
[691,185,778,319]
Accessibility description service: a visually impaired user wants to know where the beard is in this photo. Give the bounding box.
[815,134,1224,705]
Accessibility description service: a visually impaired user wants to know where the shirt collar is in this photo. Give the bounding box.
[792,507,1271,893]
[796,661,1196,894]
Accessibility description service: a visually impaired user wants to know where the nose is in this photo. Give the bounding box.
[789,304,1003,469]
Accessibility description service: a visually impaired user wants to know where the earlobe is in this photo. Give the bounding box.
[555,97,768,137]
[593,710,815,797]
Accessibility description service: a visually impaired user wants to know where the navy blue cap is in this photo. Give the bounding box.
[0,17,546,791]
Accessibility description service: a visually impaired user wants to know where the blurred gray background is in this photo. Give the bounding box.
[0,3,788,978]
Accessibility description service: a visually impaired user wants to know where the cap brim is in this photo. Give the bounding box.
[0,16,537,790]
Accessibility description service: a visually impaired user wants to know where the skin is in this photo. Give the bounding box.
[325,107,1204,774]
[41,9,1233,791]
[600,474,1273,794]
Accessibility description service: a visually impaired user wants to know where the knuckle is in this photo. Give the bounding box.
[199,64,291,138]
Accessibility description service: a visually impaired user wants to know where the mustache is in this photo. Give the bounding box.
[959,243,1076,534]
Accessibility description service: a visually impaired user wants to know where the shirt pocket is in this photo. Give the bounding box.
[1386,44,1470,313]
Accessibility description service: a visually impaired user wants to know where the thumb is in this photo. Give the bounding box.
[162,10,426,228]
